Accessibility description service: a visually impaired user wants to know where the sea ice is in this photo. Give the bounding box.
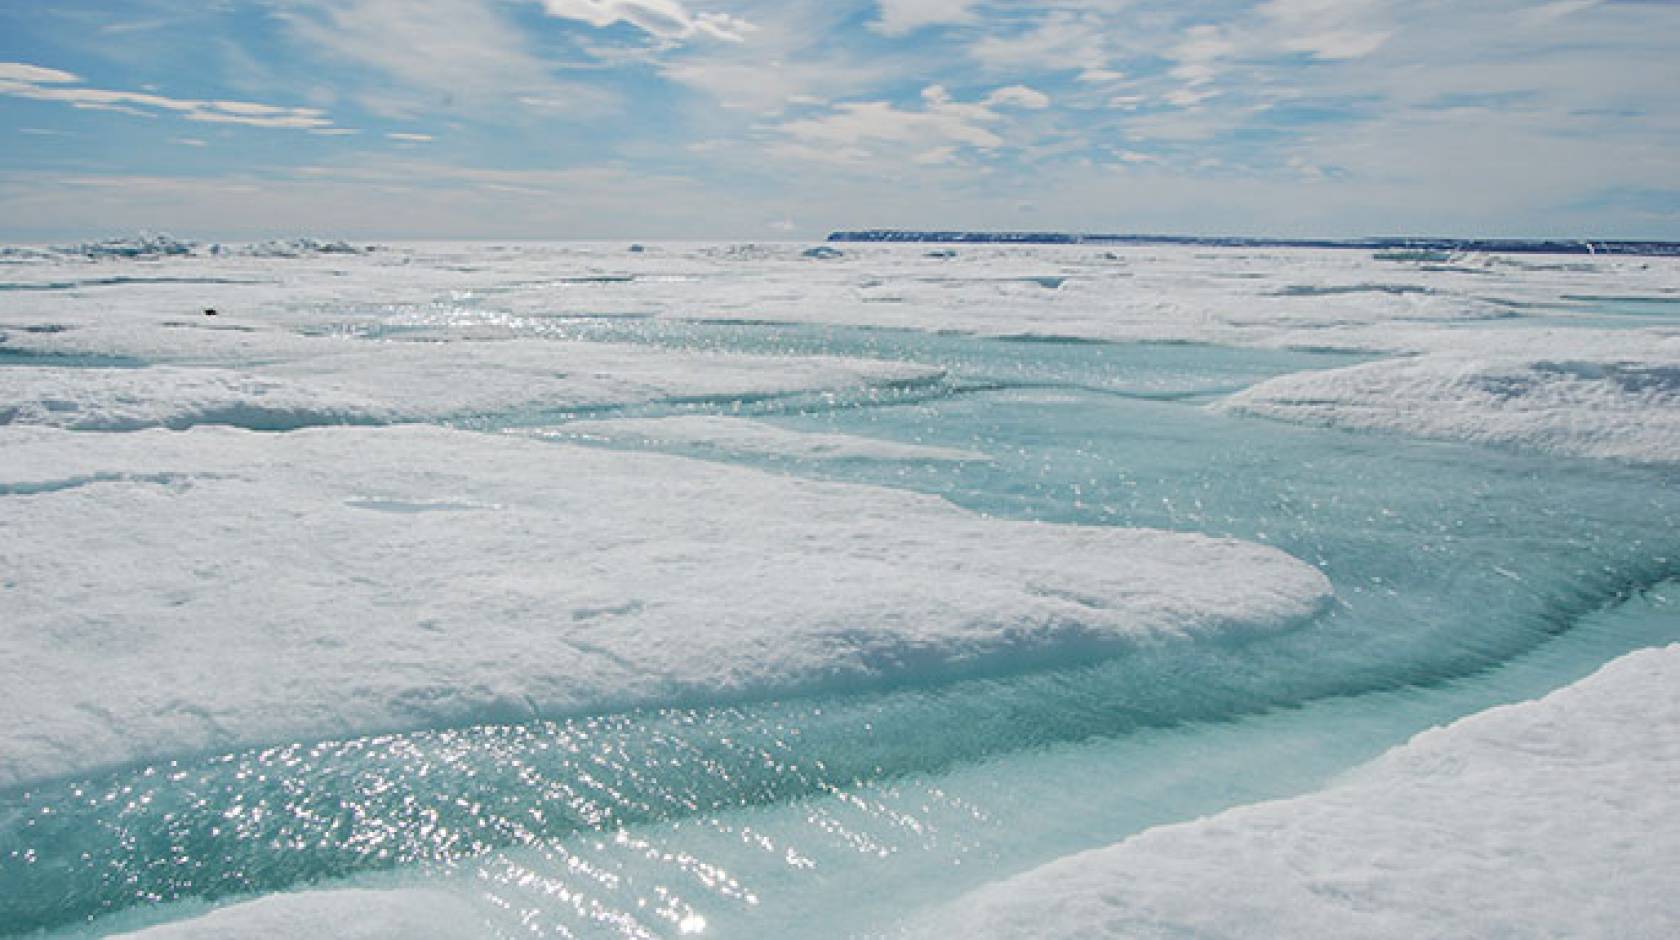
[0,341,944,431]
[0,424,1330,787]
[108,888,483,939]
[4,238,1677,937]
[912,643,1680,939]
[1222,345,1680,464]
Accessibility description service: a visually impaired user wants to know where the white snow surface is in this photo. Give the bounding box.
[546,414,990,462]
[912,642,1680,940]
[0,424,1330,787]
[1222,348,1680,464]
[0,342,940,431]
[0,366,393,430]
[4,241,1676,358]
[108,889,484,939]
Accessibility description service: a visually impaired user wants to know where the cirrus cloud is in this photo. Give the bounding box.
[539,0,755,42]
[0,62,337,130]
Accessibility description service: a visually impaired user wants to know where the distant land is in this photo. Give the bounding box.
[826,231,1680,257]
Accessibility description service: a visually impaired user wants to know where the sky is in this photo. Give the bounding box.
[1,0,1677,241]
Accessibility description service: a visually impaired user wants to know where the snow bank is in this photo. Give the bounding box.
[211,238,369,258]
[0,366,393,431]
[912,643,1680,939]
[1222,353,1680,464]
[257,340,943,419]
[548,415,990,462]
[0,425,1330,787]
[110,889,483,939]
[50,233,197,261]
[0,234,371,263]
[0,342,944,430]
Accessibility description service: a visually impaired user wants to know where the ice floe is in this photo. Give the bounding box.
[0,342,943,430]
[1222,344,1680,464]
[109,888,483,939]
[912,642,1680,939]
[0,366,392,431]
[0,424,1331,787]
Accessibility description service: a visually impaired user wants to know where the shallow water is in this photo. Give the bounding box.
[4,276,1678,937]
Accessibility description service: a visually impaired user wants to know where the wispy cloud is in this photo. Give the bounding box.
[273,0,616,117]
[771,82,1052,166]
[539,0,755,42]
[871,0,978,36]
[3,0,1678,238]
[0,61,337,130]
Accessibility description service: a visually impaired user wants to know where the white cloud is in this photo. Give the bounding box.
[1525,0,1603,25]
[655,3,899,113]
[970,12,1113,72]
[780,99,999,152]
[984,85,1052,110]
[539,0,755,42]
[1165,86,1218,108]
[913,145,958,164]
[0,61,338,130]
[0,63,79,84]
[772,83,1050,166]
[1283,30,1392,60]
[1258,0,1392,60]
[1168,25,1234,86]
[387,132,436,142]
[871,0,978,36]
[276,0,617,116]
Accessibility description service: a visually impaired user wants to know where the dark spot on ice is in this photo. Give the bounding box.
[203,308,217,316]
[344,497,494,513]
[1273,284,1433,298]
[1021,275,1068,289]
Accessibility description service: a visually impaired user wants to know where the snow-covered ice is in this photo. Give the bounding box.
[0,424,1329,787]
[0,366,392,431]
[913,642,1680,939]
[1223,347,1680,464]
[109,889,482,940]
[0,342,942,430]
[3,238,1678,937]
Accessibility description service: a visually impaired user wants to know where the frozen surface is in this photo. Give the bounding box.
[109,889,482,940]
[3,239,1679,937]
[0,366,391,430]
[0,343,940,431]
[914,642,1680,939]
[0,424,1329,788]
[548,415,990,462]
[4,241,1677,360]
[1224,343,1680,464]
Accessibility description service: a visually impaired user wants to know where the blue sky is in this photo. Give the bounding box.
[1,0,1677,240]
